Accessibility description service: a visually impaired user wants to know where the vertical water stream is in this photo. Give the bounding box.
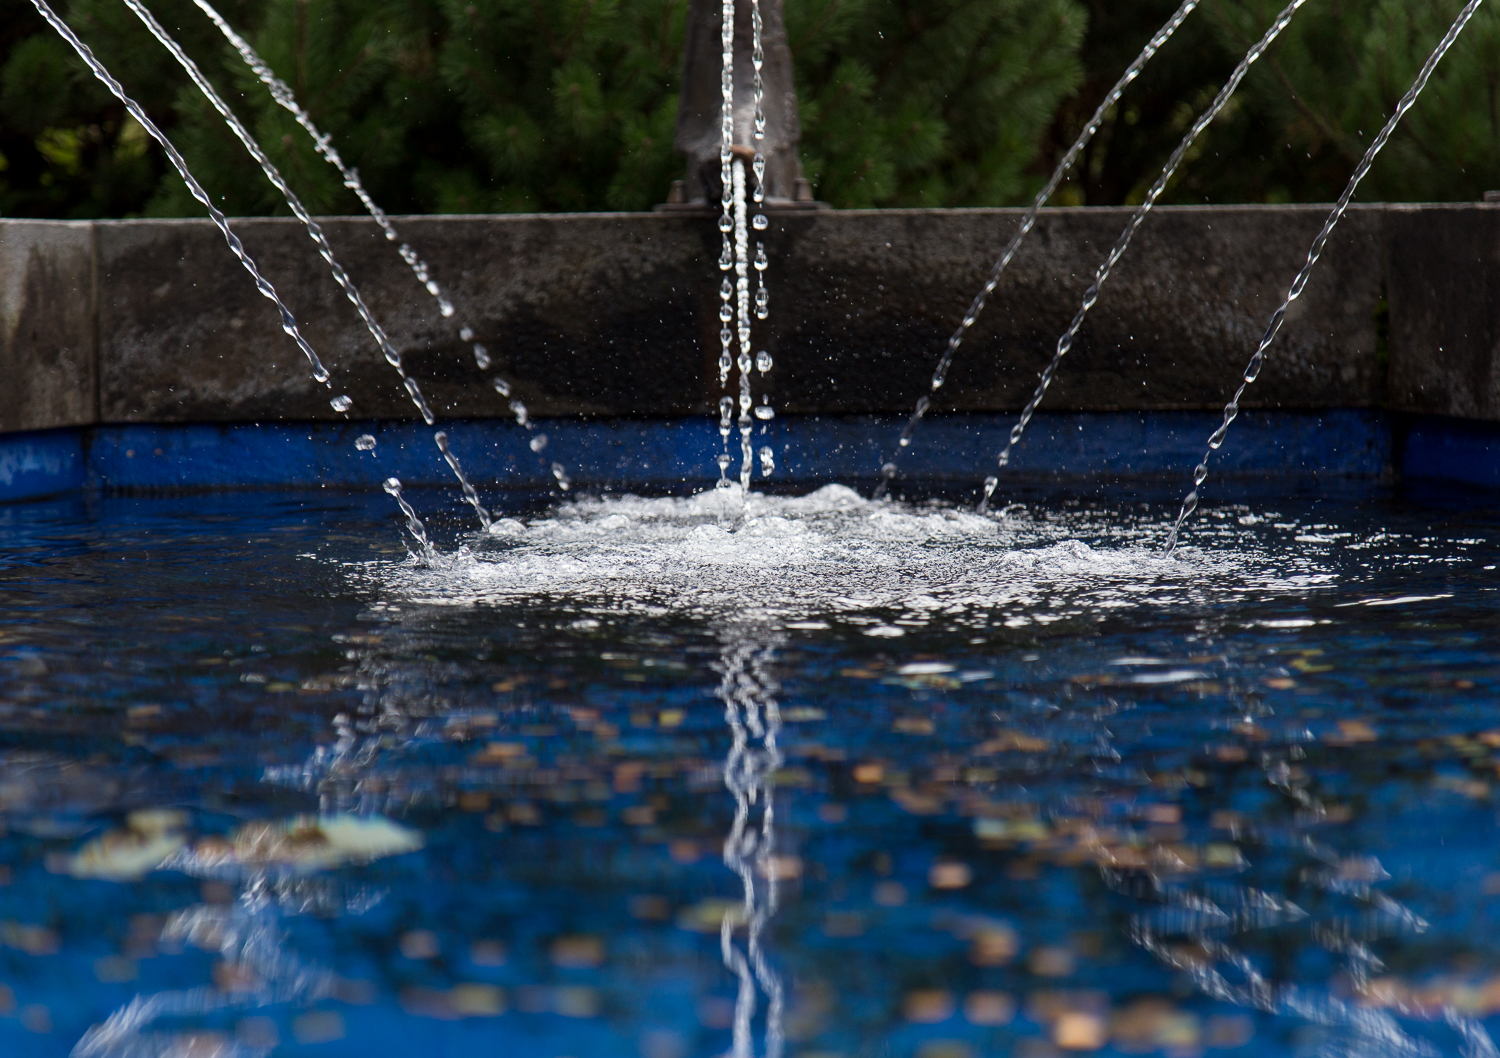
[715,0,774,493]
[750,0,776,482]
[716,0,739,492]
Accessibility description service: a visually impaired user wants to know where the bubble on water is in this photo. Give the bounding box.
[355,435,377,451]
[330,395,353,412]
[529,434,548,453]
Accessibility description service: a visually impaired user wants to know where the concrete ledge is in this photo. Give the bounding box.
[0,221,97,433]
[3,205,1495,429]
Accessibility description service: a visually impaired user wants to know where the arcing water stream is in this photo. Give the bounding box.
[975,0,1310,514]
[875,0,1204,496]
[1163,0,1490,554]
[24,0,329,389]
[188,0,572,494]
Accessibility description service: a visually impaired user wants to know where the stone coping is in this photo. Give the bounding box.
[0,204,1495,432]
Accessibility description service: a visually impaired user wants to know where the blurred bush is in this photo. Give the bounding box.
[1052,0,1500,207]
[0,0,1082,216]
[0,0,1495,219]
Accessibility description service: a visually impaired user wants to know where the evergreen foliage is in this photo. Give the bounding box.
[785,0,1085,207]
[1,0,1497,218]
[1046,0,1500,205]
[0,0,1081,217]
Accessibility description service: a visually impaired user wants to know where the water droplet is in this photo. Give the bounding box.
[753,214,768,231]
[439,300,455,318]
[355,434,376,451]
[529,433,548,453]
[473,344,491,369]
[754,405,775,421]
[510,401,529,427]
[492,377,511,397]
[720,304,734,322]
[551,463,570,488]
[459,327,475,342]
[382,477,402,496]
[330,395,353,412]
[755,350,773,373]
[759,446,775,475]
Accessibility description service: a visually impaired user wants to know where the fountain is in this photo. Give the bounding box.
[0,1,1499,1056]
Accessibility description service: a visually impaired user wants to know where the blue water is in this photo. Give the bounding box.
[0,482,1498,1058]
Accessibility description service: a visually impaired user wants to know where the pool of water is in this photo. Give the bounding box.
[0,481,1498,1058]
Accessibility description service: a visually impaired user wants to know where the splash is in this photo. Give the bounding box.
[362,484,1345,631]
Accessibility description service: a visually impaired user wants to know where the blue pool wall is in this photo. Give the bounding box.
[0,410,1489,503]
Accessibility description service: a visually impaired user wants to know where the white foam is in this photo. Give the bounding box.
[352,485,1336,629]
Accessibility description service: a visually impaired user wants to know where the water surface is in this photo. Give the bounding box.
[0,482,1497,1058]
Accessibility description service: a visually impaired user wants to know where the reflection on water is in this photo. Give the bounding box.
[718,627,786,1058]
[0,486,1496,1055]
